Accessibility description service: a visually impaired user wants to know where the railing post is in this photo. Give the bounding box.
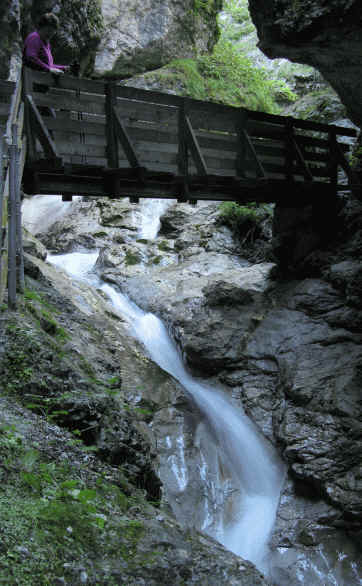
[0,133,7,304]
[8,129,17,309]
[22,68,36,162]
[13,123,24,293]
[105,81,119,168]
[177,99,189,202]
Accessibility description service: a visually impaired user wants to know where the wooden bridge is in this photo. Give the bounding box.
[19,68,359,205]
[0,67,359,308]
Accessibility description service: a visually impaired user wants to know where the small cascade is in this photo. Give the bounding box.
[22,195,82,235]
[22,195,286,575]
[138,198,174,240]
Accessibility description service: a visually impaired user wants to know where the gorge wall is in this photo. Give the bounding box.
[248,0,362,127]
[0,0,221,80]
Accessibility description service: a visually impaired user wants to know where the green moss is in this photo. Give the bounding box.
[158,240,172,252]
[93,231,108,238]
[124,250,142,266]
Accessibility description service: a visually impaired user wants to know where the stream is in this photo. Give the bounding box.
[23,195,286,576]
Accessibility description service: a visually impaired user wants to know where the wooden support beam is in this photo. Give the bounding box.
[184,114,208,176]
[293,135,313,181]
[25,95,61,163]
[241,127,267,179]
[113,106,140,168]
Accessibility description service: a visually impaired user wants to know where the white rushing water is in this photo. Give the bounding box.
[22,195,286,574]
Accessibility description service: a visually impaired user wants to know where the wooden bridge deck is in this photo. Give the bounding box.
[4,69,360,205]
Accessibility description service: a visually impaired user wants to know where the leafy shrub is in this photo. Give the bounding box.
[217,201,272,243]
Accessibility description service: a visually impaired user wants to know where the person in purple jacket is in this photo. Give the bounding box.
[23,13,69,75]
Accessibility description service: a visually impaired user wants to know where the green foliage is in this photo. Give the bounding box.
[218,201,272,242]
[194,0,216,14]
[0,426,147,584]
[164,0,296,112]
[222,0,255,40]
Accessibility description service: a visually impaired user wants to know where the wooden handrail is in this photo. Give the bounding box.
[19,68,359,201]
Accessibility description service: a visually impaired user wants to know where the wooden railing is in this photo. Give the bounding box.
[0,73,25,308]
[20,67,358,205]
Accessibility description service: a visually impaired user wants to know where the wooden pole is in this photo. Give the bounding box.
[0,132,7,304]
[22,68,37,162]
[8,133,17,309]
[13,123,24,293]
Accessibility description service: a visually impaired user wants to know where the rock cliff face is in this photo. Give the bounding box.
[94,0,222,78]
[248,0,362,127]
[0,0,221,79]
[18,193,362,585]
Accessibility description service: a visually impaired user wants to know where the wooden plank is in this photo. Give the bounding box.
[61,154,108,167]
[33,92,105,116]
[188,109,237,134]
[45,117,106,135]
[247,110,357,137]
[55,141,106,157]
[35,172,104,196]
[38,181,104,196]
[115,97,177,126]
[51,130,107,147]
[23,68,105,95]
[296,135,349,153]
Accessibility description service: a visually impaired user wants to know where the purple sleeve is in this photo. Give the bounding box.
[24,34,51,71]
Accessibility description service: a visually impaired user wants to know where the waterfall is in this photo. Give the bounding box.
[22,195,286,575]
[22,194,82,235]
[138,198,173,240]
